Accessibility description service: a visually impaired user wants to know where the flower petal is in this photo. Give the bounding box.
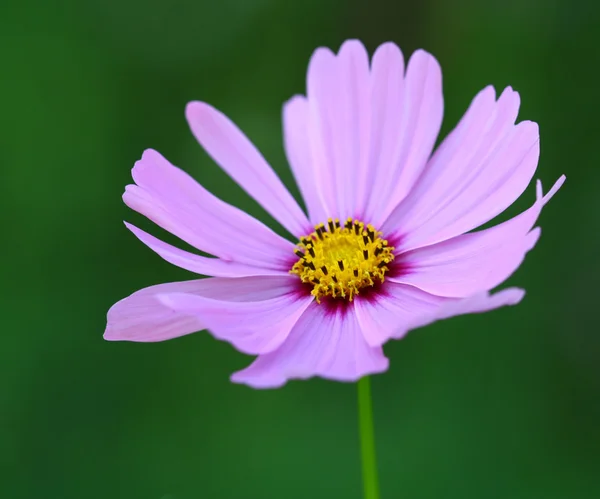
[282,95,330,224]
[231,302,389,389]
[392,176,565,297]
[185,101,310,237]
[104,280,206,342]
[125,222,290,277]
[123,149,293,269]
[355,282,526,347]
[425,287,525,325]
[354,283,447,347]
[305,40,371,220]
[158,276,313,355]
[384,86,540,251]
[365,46,444,226]
[106,276,307,347]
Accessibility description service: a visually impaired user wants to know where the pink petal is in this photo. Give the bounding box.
[185,102,310,238]
[231,302,389,389]
[384,86,541,251]
[426,287,525,325]
[393,176,565,297]
[355,282,526,348]
[105,276,305,346]
[365,47,444,226]
[123,149,293,269]
[125,222,290,277]
[305,40,371,220]
[104,280,206,342]
[354,283,447,347]
[158,277,313,355]
[282,95,330,224]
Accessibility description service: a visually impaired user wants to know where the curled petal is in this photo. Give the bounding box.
[231,302,389,388]
[393,176,565,296]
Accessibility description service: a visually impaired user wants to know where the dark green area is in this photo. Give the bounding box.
[1,0,598,498]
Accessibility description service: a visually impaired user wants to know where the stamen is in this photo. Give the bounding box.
[289,218,395,303]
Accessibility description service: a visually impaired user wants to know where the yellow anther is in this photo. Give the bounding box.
[290,217,395,302]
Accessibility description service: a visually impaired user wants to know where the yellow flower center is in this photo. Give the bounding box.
[290,218,395,303]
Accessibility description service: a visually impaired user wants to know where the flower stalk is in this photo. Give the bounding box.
[358,376,380,499]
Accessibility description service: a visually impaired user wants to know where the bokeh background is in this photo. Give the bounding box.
[2,0,599,498]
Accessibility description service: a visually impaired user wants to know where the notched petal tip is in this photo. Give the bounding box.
[499,85,520,101]
[135,148,163,171]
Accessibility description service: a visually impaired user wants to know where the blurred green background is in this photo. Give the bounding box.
[1,0,599,498]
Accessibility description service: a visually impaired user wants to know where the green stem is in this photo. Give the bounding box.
[357,376,380,499]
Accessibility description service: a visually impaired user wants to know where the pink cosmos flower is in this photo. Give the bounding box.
[104,40,565,389]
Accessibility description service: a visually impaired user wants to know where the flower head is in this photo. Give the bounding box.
[104,40,565,388]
